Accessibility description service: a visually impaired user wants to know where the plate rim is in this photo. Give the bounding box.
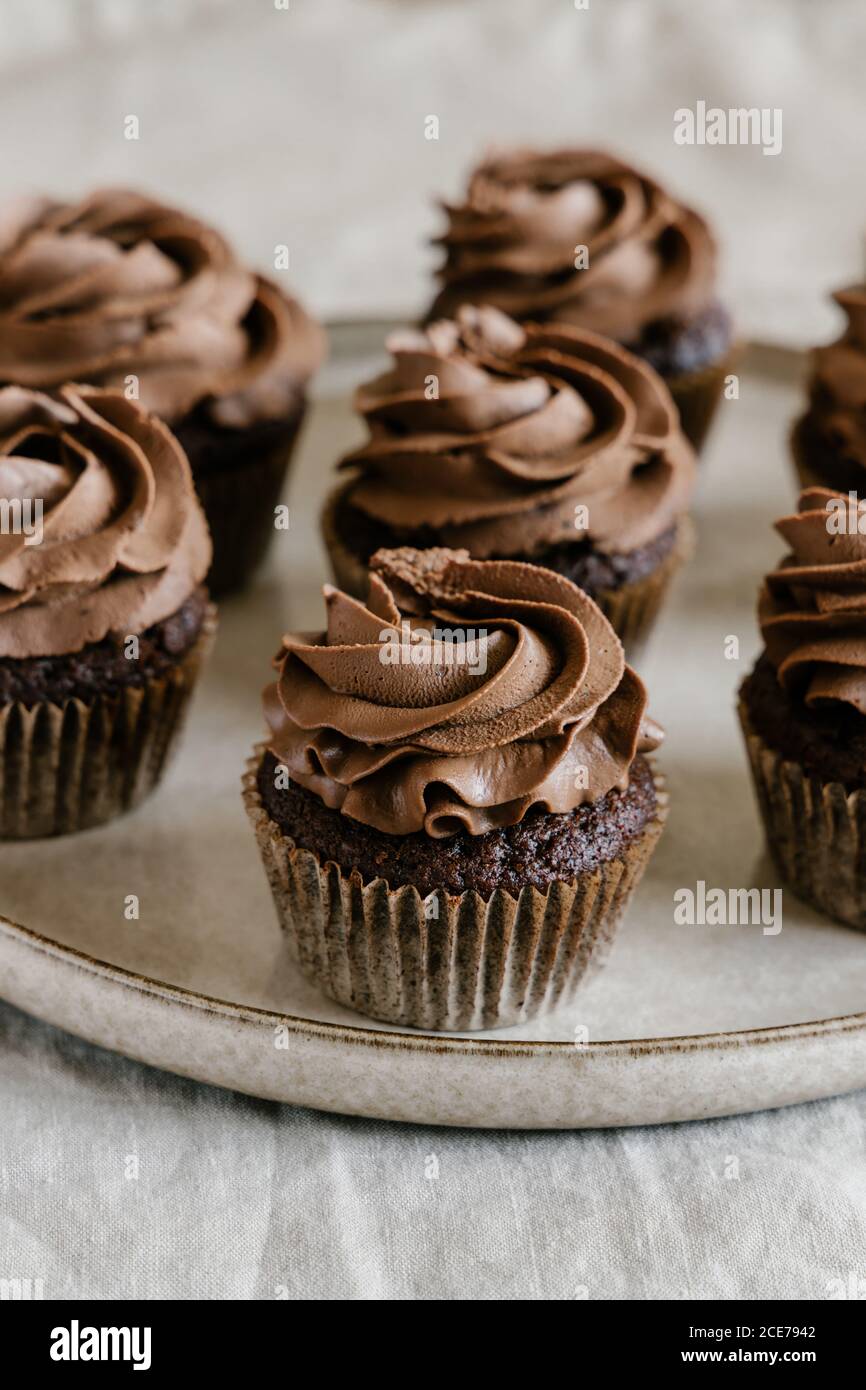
[4,910,866,1059]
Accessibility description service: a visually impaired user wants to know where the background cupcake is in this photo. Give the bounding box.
[427,149,734,452]
[739,486,866,928]
[323,305,695,650]
[243,545,668,1030]
[792,285,866,493]
[0,384,214,838]
[0,189,325,593]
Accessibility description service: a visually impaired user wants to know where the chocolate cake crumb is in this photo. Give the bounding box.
[0,587,209,708]
[792,413,866,495]
[741,651,866,792]
[336,496,677,598]
[257,749,658,897]
[632,299,733,379]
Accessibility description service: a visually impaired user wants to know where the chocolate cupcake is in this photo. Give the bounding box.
[0,384,215,838]
[427,149,735,451]
[322,306,695,651]
[792,286,866,494]
[739,487,866,928]
[243,546,668,1030]
[0,190,325,593]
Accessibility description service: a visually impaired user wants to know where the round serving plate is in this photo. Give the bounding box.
[2,333,866,1129]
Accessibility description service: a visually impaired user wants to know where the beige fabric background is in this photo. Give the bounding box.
[0,0,863,342]
[1,0,866,1302]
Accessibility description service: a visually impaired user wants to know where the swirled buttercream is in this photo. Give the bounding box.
[760,486,866,713]
[340,305,694,557]
[0,383,211,657]
[0,189,324,428]
[429,149,717,343]
[264,545,662,837]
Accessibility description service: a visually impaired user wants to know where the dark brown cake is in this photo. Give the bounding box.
[740,651,866,795]
[333,493,679,598]
[0,587,209,708]
[257,748,658,898]
[792,414,863,495]
[632,300,733,380]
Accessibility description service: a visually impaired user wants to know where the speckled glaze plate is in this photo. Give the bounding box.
[2,334,866,1129]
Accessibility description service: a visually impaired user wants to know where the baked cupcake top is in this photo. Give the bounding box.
[339,305,695,557]
[264,545,661,838]
[0,384,211,658]
[760,486,866,713]
[801,287,866,468]
[0,189,325,429]
[428,149,717,343]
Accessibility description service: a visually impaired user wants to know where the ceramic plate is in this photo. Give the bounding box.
[2,333,866,1129]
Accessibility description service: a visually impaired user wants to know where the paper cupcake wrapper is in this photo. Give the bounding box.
[243,746,668,1031]
[666,343,740,455]
[193,409,305,597]
[594,514,694,655]
[738,699,866,930]
[322,479,692,655]
[0,605,217,840]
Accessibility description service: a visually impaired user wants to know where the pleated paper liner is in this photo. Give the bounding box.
[596,515,694,655]
[243,746,668,1031]
[192,410,305,597]
[666,343,740,455]
[0,604,217,841]
[322,479,693,655]
[738,698,866,931]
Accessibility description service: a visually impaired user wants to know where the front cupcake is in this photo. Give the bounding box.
[427,149,735,451]
[323,305,695,651]
[243,546,668,1030]
[0,384,214,838]
[739,487,866,928]
[792,286,866,494]
[0,189,325,593]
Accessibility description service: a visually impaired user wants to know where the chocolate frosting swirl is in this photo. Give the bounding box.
[429,149,717,343]
[340,305,694,556]
[803,286,866,468]
[264,546,662,838]
[0,189,325,428]
[760,487,866,713]
[0,383,211,657]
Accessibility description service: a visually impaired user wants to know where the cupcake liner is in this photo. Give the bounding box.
[193,409,306,597]
[666,343,741,455]
[321,479,693,654]
[0,605,217,840]
[738,699,866,930]
[593,515,694,654]
[243,746,668,1031]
